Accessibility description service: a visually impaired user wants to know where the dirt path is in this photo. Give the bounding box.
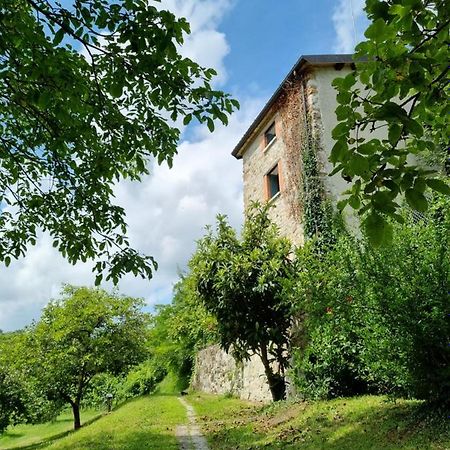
[176,397,209,450]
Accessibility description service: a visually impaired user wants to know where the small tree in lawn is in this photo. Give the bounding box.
[21,286,149,430]
[190,203,293,401]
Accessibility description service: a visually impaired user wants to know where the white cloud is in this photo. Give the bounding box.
[332,0,367,53]
[160,0,233,85]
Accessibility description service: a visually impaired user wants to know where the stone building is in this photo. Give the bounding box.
[232,54,357,245]
[192,54,359,402]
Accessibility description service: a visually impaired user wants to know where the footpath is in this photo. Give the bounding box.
[176,397,210,450]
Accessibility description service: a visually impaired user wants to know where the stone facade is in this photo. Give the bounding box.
[190,345,273,403]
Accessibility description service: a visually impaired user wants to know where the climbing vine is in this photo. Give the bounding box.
[277,72,338,245]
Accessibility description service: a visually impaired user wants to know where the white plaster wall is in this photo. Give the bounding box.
[312,66,390,230]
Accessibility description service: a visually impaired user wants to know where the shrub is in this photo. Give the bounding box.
[121,361,167,398]
[289,195,450,405]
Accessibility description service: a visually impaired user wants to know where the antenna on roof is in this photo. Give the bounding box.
[350,0,357,50]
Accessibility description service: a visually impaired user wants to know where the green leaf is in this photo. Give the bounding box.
[53,28,65,46]
[337,199,349,211]
[364,18,394,42]
[109,83,123,98]
[404,118,423,137]
[206,118,215,132]
[348,195,361,210]
[332,123,349,139]
[183,114,192,126]
[349,154,369,176]
[389,4,409,18]
[363,212,392,247]
[330,140,347,163]
[426,179,450,195]
[388,124,402,145]
[405,189,428,212]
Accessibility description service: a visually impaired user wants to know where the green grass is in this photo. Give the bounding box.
[44,395,186,450]
[189,394,450,450]
[0,409,101,450]
[2,393,448,450]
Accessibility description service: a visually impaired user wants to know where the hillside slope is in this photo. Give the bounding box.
[45,395,185,450]
[190,394,450,450]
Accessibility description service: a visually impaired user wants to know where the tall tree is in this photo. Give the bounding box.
[20,286,149,430]
[331,0,449,245]
[0,0,238,283]
[190,204,293,401]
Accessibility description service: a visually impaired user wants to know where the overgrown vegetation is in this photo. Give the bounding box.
[147,276,219,390]
[191,393,450,450]
[287,194,449,405]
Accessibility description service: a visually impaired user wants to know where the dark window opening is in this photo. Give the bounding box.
[264,122,276,147]
[266,164,280,199]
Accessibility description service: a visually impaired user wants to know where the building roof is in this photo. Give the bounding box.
[232,54,355,159]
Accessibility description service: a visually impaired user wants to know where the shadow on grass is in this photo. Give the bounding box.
[52,429,179,450]
[201,399,449,450]
[4,413,105,450]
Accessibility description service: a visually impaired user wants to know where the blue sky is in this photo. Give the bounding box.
[0,0,368,331]
[221,0,341,93]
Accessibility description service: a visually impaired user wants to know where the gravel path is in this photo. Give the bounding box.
[176,397,209,450]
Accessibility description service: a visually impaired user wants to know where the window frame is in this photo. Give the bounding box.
[264,162,282,201]
[263,121,277,150]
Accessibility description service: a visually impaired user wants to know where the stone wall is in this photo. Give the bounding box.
[190,344,273,403]
[242,108,304,247]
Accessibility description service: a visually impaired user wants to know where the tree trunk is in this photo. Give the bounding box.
[71,401,81,430]
[259,343,286,402]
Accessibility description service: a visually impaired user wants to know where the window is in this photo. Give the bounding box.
[264,122,276,148]
[265,163,281,200]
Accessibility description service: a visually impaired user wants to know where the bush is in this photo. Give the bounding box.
[289,196,450,404]
[121,361,167,398]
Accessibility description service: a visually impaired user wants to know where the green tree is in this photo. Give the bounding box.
[0,369,27,433]
[0,332,58,433]
[0,0,238,283]
[331,0,449,245]
[148,275,218,387]
[189,204,293,401]
[20,286,149,430]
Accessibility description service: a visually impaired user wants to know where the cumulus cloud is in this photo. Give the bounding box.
[160,0,233,85]
[332,0,367,53]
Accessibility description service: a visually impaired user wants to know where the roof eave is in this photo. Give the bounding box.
[231,54,355,159]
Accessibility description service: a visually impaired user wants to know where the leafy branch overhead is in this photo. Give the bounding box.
[331,0,449,246]
[0,0,239,282]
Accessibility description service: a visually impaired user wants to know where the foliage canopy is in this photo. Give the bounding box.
[331,0,449,245]
[190,203,293,401]
[0,0,238,283]
[19,286,149,429]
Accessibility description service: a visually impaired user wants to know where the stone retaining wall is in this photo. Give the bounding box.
[190,344,273,403]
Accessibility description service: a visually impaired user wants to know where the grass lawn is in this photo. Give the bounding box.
[0,409,101,450]
[1,391,448,450]
[189,393,450,450]
[44,395,186,450]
